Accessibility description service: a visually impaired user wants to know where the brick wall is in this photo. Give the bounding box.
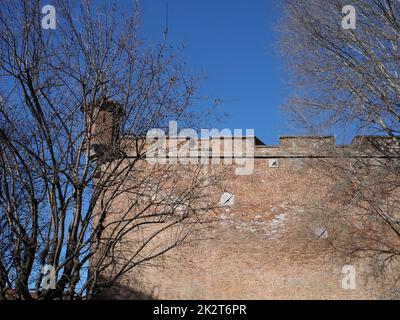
[96,136,387,299]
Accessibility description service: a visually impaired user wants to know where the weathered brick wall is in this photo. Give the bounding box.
[97,136,383,299]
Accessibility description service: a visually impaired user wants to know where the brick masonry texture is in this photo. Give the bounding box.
[95,135,386,300]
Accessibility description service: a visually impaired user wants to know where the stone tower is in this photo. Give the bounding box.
[89,99,123,160]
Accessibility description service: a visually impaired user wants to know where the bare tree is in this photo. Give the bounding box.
[279,0,400,297]
[0,0,219,300]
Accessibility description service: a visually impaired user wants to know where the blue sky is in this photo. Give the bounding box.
[139,0,292,144]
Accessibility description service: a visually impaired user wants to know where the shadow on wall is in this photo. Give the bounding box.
[95,282,158,300]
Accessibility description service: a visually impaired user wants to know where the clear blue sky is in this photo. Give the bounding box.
[139,0,293,144]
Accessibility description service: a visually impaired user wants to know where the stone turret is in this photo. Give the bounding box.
[88,99,123,160]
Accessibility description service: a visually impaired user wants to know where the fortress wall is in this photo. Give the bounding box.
[89,102,396,299]
[97,136,381,299]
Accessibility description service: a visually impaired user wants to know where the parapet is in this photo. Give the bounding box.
[279,136,335,152]
[119,134,397,159]
[255,136,336,157]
